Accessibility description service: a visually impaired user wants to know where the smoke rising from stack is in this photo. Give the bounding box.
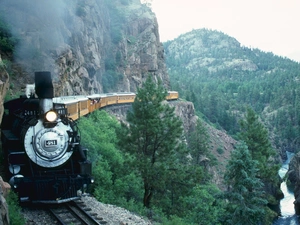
[0,0,79,75]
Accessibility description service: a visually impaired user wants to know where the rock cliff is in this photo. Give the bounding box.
[0,55,9,121]
[170,100,236,188]
[1,0,169,96]
[0,56,9,225]
[287,152,300,214]
[0,177,10,225]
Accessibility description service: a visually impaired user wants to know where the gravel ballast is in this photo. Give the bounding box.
[22,195,153,225]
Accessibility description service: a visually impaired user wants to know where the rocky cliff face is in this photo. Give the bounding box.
[0,55,9,225]
[0,55,9,121]
[170,101,236,188]
[1,0,169,96]
[0,176,10,225]
[288,152,300,214]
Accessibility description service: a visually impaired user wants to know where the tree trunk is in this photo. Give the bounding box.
[143,183,153,208]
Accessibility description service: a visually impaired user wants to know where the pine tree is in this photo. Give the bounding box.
[223,141,267,225]
[118,75,184,208]
[238,107,279,181]
[188,119,216,173]
[238,107,280,223]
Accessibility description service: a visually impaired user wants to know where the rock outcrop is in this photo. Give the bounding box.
[0,177,10,225]
[287,152,300,214]
[0,55,9,121]
[0,55,10,225]
[170,101,198,133]
[105,101,198,133]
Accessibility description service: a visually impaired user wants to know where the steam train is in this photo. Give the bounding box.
[1,71,178,203]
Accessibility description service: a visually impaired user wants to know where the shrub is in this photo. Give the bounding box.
[6,191,26,225]
[216,147,224,154]
[0,19,17,53]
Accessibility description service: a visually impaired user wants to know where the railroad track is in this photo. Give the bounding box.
[48,200,107,225]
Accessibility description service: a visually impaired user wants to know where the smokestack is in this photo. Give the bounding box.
[35,71,54,114]
[35,71,54,98]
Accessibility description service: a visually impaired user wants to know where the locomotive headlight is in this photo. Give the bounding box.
[45,110,58,122]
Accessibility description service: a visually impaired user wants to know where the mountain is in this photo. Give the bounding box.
[163,28,300,156]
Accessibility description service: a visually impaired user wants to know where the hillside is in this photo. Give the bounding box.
[164,28,300,156]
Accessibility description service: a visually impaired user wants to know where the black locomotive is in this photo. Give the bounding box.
[1,71,93,203]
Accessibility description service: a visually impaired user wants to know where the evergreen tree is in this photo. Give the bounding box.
[181,184,224,225]
[238,107,279,181]
[237,108,280,223]
[118,75,184,208]
[188,119,216,175]
[223,142,267,225]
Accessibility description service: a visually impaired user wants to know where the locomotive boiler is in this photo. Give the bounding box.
[1,71,93,203]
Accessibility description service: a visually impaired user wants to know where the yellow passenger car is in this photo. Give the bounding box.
[53,96,81,120]
[166,91,179,100]
[117,93,136,104]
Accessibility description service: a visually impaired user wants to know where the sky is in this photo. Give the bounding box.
[148,0,300,62]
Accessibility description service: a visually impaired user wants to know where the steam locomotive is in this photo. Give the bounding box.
[1,71,179,203]
[1,71,93,203]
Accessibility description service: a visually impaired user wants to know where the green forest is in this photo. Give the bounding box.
[164,28,300,154]
[75,77,280,224]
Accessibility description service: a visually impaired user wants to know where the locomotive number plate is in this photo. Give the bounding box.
[45,140,58,147]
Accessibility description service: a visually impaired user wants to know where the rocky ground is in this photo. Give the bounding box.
[23,195,153,225]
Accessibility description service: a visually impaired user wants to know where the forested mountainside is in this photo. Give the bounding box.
[164,28,300,155]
